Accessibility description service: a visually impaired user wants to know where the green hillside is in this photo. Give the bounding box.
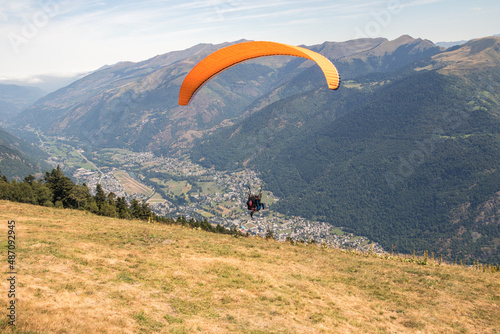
[190,40,500,263]
[0,128,50,180]
[0,201,498,333]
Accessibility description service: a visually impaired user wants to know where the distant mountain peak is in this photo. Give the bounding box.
[350,35,438,59]
[393,34,416,43]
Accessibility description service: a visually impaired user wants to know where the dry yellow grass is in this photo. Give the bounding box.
[0,200,499,333]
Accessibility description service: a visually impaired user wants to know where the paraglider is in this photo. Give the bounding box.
[177,41,341,219]
[178,41,340,105]
[246,186,265,218]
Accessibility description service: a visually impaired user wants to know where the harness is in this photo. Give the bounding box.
[246,186,264,212]
[247,196,256,210]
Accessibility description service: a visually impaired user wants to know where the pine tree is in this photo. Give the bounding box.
[100,202,117,217]
[16,182,36,204]
[69,184,91,209]
[88,199,99,214]
[140,201,152,220]
[44,166,75,207]
[0,169,7,183]
[24,174,35,185]
[0,178,14,201]
[94,184,106,211]
[107,192,117,207]
[116,197,131,219]
[32,181,53,206]
[130,199,142,219]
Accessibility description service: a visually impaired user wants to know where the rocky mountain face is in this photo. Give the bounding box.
[15,36,440,154]
[14,40,290,153]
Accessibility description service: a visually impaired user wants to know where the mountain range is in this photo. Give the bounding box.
[9,35,500,262]
[13,36,441,153]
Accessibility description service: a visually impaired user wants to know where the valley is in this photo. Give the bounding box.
[6,35,500,263]
[39,134,382,251]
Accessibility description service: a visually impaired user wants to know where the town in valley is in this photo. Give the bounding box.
[44,137,384,253]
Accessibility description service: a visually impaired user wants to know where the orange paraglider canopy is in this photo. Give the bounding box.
[178,41,340,105]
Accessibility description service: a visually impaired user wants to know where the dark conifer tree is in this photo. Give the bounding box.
[116,196,131,219]
[44,166,74,207]
[69,184,91,209]
[24,174,35,185]
[107,192,117,207]
[130,199,142,219]
[94,184,106,211]
[141,201,152,220]
[0,173,13,200]
[32,180,53,206]
[0,169,7,183]
[17,181,36,204]
[100,202,118,217]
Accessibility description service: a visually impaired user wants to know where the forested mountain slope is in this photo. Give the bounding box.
[0,127,49,179]
[191,37,500,262]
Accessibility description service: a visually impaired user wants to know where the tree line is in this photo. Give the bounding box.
[0,166,244,236]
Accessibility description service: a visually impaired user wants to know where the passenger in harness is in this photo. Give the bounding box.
[247,186,265,218]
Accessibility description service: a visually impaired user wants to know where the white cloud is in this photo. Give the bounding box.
[403,0,444,6]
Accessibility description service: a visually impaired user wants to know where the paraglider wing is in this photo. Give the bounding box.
[178,41,340,105]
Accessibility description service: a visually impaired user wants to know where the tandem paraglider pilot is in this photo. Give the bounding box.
[247,187,265,218]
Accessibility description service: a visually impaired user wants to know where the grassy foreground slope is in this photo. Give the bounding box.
[0,201,499,333]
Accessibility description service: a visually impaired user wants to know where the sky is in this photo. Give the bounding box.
[0,0,499,89]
